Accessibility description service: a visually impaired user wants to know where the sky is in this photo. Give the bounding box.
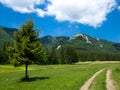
[0,0,120,42]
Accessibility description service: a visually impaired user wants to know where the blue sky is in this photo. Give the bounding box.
[0,0,120,42]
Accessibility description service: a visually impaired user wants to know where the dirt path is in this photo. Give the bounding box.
[80,69,104,90]
[106,69,115,90]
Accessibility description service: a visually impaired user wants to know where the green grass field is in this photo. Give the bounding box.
[0,62,120,90]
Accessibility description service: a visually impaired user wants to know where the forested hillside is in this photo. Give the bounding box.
[0,26,17,63]
[0,26,120,64]
[41,34,120,53]
[0,26,16,46]
[41,34,120,63]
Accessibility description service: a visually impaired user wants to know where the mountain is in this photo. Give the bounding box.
[0,26,120,62]
[0,26,17,47]
[41,34,120,53]
[41,35,69,50]
[0,26,120,53]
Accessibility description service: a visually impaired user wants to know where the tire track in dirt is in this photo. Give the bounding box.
[106,69,115,90]
[80,69,104,90]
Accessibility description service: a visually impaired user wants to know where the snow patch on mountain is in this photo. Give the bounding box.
[97,38,100,41]
[57,45,61,50]
[100,44,103,48]
[74,34,84,38]
[85,36,92,44]
[74,34,92,44]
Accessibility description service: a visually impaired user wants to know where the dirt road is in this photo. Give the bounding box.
[106,69,115,90]
[80,69,104,90]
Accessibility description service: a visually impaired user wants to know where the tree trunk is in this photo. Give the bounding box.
[25,63,29,79]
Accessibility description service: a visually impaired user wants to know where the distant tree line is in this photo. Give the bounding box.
[45,47,120,64]
[46,46,78,64]
[0,43,11,64]
[1,43,120,64]
[77,51,120,61]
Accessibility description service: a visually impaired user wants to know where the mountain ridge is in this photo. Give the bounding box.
[41,34,120,53]
[0,26,17,47]
[0,26,120,53]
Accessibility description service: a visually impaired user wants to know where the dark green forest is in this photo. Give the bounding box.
[0,25,120,64]
[0,26,16,64]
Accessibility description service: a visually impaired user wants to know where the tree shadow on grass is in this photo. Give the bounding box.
[20,76,50,82]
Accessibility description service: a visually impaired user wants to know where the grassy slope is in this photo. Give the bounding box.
[0,62,120,90]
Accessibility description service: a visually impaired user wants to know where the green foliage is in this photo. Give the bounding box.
[78,51,120,61]
[0,43,9,64]
[7,20,46,66]
[0,47,4,63]
[46,46,78,64]
[47,46,59,64]
[0,26,16,64]
[113,43,120,50]
[60,46,78,64]
[7,20,46,79]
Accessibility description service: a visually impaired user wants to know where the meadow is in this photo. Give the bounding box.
[0,61,120,90]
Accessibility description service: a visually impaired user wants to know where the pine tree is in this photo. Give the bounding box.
[7,20,46,80]
[47,46,58,64]
[63,46,78,64]
[60,46,78,64]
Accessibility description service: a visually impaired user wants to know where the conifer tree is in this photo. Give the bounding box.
[63,46,78,64]
[47,46,58,64]
[7,20,46,79]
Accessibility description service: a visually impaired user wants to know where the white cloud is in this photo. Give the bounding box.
[46,0,117,27]
[36,8,46,17]
[0,0,118,27]
[0,0,45,13]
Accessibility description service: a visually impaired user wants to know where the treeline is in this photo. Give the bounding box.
[0,43,11,64]
[78,51,120,61]
[0,46,9,64]
[45,46,120,64]
[0,44,120,64]
[46,46,78,64]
